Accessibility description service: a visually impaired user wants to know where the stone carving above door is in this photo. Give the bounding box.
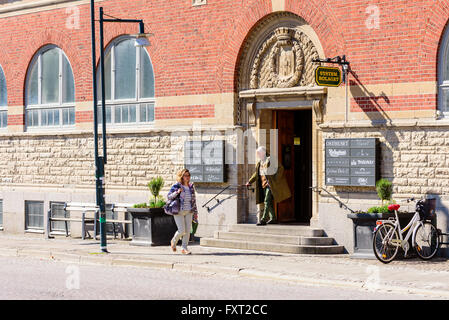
[249,27,319,89]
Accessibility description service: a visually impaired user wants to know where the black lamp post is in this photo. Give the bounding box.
[90,1,150,253]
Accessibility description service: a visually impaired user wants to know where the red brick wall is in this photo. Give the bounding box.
[0,0,448,120]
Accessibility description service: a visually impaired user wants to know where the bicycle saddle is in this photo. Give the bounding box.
[388,204,400,211]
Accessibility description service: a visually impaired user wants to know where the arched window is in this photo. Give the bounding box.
[0,65,6,128]
[97,37,155,125]
[439,26,449,115]
[26,46,75,128]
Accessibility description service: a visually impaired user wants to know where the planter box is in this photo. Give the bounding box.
[347,212,416,259]
[127,207,178,246]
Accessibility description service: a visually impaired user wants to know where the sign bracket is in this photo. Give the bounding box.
[313,55,351,84]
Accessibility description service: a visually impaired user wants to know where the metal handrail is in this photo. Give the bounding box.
[310,186,356,214]
[202,184,254,212]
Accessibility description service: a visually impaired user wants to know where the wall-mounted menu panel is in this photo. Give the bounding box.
[184,140,225,183]
[325,138,378,187]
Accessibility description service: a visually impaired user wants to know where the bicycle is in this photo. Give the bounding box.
[372,197,439,264]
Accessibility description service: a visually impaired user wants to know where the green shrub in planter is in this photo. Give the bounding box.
[147,177,165,208]
[133,203,149,208]
[376,178,393,206]
[149,195,166,208]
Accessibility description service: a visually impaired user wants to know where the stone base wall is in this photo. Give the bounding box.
[0,129,242,238]
[317,125,449,255]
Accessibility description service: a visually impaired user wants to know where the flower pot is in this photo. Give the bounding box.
[127,207,177,246]
[346,212,415,259]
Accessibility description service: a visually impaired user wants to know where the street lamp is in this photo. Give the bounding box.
[90,1,151,253]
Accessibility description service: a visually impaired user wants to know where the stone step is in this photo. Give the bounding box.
[200,238,345,255]
[215,231,334,246]
[228,224,325,237]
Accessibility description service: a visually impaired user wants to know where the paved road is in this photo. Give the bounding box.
[0,256,435,300]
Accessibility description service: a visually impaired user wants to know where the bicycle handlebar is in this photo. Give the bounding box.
[402,197,425,203]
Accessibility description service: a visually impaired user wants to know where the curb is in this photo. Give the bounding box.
[1,246,449,298]
[237,269,449,299]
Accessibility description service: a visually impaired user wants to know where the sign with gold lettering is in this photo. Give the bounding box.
[315,66,342,87]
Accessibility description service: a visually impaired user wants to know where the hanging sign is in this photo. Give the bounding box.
[315,66,342,87]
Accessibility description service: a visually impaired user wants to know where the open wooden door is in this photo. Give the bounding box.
[275,110,296,222]
[274,109,312,223]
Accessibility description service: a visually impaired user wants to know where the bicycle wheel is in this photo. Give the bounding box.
[414,221,439,260]
[373,222,400,264]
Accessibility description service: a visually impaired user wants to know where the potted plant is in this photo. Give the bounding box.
[376,178,393,206]
[127,177,177,246]
[347,179,414,259]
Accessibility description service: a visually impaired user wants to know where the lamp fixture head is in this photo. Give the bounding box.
[131,32,153,47]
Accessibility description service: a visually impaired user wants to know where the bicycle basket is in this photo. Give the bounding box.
[417,198,436,221]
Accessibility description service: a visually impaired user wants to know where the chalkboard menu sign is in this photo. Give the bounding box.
[325,138,378,187]
[184,140,225,183]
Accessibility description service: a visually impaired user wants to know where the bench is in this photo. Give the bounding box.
[47,202,134,240]
[47,202,98,240]
[93,203,133,239]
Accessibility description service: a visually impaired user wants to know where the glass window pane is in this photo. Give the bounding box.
[63,108,69,125]
[122,105,129,123]
[140,49,155,98]
[54,109,60,125]
[106,106,111,123]
[97,52,112,102]
[62,55,75,103]
[26,111,32,126]
[0,111,6,128]
[115,106,121,123]
[0,199,3,226]
[69,107,75,125]
[41,109,48,126]
[0,66,6,106]
[441,87,449,113]
[27,61,39,105]
[114,40,136,100]
[129,105,136,122]
[41,48,60,104]
[140,104,146,122]
[33,110,39,126]
[47,110,55,126]
[147,103,154,122]
[25,201,43,230]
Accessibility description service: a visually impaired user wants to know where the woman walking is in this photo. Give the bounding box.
[167,168,198,254]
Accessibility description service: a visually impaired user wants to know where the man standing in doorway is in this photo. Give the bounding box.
[246,146,291,225]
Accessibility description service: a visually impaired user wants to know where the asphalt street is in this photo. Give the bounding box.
[0,255,434,300]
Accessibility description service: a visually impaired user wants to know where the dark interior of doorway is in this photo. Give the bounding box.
[276,109,312,224]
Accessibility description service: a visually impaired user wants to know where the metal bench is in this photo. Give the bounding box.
[47,202,98,240]
[47,202,134,240]
[94,203,133,240]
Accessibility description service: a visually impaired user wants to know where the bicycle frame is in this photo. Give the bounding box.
[375,209,423,256]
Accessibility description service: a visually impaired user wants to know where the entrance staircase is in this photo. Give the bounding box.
[200,224,345,254]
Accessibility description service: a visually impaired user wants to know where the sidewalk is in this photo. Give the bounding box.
[1,233,449,298]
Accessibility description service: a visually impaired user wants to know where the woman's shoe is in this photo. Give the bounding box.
[181,249,192,255]
[170,240,177,252]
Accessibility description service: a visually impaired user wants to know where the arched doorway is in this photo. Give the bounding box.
[237,12,327,224]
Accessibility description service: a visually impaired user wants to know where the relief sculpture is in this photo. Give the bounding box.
[249,27,319,89]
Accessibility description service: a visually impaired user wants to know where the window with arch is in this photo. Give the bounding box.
[0,65,7,128]
[26,46,75,128]
[97,37,155,125]
[439,26,449,115]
